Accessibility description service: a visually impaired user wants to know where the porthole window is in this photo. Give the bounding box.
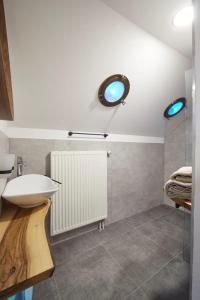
[98,74,130,107]
[164,97,186,119]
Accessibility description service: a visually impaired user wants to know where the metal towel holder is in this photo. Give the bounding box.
[68,131,108,138]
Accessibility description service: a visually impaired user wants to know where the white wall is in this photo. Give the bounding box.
[0,121,7,133]
[4,0,191,137]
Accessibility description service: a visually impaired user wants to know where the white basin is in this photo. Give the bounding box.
[2,174,59,208]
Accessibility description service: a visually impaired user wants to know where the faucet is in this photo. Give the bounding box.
[17,156,23,176]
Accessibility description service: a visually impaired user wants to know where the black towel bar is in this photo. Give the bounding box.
[68,131,108,138]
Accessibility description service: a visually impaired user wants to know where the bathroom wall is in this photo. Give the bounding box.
[4,0,191,138]
[0,130,9,154]
[164,69,193,206]
[9,138,164,226]
[0,120,8,154]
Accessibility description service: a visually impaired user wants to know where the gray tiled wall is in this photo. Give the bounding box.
[164,69,193,206]
[0,130,9,214]
[0,130,9,154]
[164,112,187,206]
[9,139,164,228]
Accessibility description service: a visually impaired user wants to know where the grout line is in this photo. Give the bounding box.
[124,286,149,300]
[52,206,184,258]
[125,251,183,299]
[52,277,63,300]
[101,225,183,298]
[51,206,188,298]
[125,210,176,231]
[134,226,182,258]
[51,226,97,246]
[51,205,175,246]
[102,232,183,300]
[102,245,140,290]
[138,251,183,288]
[54,243,105,267]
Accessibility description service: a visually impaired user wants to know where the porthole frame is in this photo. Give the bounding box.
[98,74,130,107]
[164,97,186,119]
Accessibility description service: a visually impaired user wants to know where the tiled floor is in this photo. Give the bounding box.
[33,205,191,300]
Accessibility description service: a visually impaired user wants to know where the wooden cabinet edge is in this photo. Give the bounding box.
[0,0,14,121]
[0,267,55,299]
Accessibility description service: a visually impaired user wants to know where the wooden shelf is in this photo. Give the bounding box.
[0,200,55,299]
[171,198,191,211]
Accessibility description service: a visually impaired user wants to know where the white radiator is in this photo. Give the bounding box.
[50,151,107,236]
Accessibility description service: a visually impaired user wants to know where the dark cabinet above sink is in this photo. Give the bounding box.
[0,0,14,120]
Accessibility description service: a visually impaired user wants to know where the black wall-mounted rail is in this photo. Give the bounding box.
[68,131,108,138]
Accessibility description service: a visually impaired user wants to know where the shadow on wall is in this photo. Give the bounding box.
[89,89,121,133]
[152,283,189,300]
[46,154,51,177]
[104,106,120,133]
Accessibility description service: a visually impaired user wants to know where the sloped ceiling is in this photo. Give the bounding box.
[101,0,193,58]
[4,0,192,137]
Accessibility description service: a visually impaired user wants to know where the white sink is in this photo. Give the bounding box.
[2,174,59,208]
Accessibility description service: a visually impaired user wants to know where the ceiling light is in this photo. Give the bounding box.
[173,6,194,28]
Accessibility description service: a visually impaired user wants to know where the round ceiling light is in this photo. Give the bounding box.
[98,74,130,107]
[173,6,194,28]
[164,98,186,119]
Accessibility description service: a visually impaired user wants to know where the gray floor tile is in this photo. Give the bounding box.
[142,254,190,300]
[32,277,59,300]
[138,218,184,242]
[53,220,137,267]
[55,245,137,300]
[125,211,153,228]
[52,231,98,266]
[137,222,183,256]
[162,209,185,229]
[126,288,150,300]
[145,205,175,220]
[48,205,190,300]
[90,218,136,245]
[104,230,172,286]
[162,209,191,249]
[184,213,191,231]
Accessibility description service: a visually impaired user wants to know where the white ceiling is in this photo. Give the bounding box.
[101,0,193,58]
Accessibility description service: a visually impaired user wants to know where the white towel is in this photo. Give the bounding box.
[170,166,192,183]
[164,179,192,200]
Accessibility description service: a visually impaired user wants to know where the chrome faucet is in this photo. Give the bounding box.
[17,156,23,176]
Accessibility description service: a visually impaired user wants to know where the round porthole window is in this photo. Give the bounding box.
[164,97,186,119]
[98,74,130,107]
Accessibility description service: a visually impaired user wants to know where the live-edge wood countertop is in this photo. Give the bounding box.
[0,199,55,299]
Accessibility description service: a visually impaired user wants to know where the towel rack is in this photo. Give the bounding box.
[68,131,108,138]
[171,198,191,211]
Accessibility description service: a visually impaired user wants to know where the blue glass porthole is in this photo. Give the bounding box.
[98,74,130,107]
[164,98,186,119]
[105,81,125,102]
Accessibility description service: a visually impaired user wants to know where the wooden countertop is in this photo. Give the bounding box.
[0,200,55,299]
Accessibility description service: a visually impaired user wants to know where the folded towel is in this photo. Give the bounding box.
[170,166,192,183]
[164,179,192,200]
